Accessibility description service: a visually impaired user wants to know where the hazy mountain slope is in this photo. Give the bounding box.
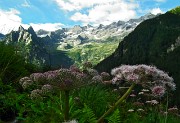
[95,7,180,104]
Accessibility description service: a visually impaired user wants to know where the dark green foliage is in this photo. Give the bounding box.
[169,6,180,15]
[0,79,29,122]
[49,50,74,69]
[22,97,64,123]
[73,84,118,117]
[0,43,30,83]
[95,10,180,105]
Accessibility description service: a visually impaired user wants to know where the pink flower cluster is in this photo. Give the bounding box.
[111,65,176,97]
[19,65,102,92]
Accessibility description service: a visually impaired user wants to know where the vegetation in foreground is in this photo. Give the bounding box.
[0,43,180,123]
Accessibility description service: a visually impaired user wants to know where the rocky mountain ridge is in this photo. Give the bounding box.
[0,13,157,50]
[36,13,157,49]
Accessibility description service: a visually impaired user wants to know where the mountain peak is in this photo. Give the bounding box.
[87,24,93,28]
[18,25,25,32]
[97,24,104,29]
[27,26,36,35]
[28,26,34,31]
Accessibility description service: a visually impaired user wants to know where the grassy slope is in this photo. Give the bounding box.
[67,41,119,67]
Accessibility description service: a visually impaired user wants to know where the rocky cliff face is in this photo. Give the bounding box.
[2,26,49,67]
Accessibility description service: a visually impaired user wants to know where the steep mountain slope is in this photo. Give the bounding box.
[2,26,49,67]
[95,7,180,105]
[2,26,73,69]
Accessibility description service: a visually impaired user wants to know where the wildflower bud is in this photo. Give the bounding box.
[128,109,134,112]
[141,89,149,92]
[130,94,136,97]
[41,84,52,94]
[137,108,144,112]
[87,69,99,76]
[151,100,159,105]
[70,65,81,73]
[92,75,103,83]
[168,107,178,114]
[30,73,46,82]
[30,89,42,100]
[101,72,111,81]
[138,92,144,95]
[22,80,33,89]
[19,77,31,85]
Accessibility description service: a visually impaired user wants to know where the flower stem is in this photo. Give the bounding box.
[165,92,168,123]
[64,90,70,121]
[97,83,136,123]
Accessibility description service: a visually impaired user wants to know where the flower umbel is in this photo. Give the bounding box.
[111,64,176,97]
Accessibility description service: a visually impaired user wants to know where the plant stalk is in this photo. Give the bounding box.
[64,90,70,121]
[165,92,169,123]
[97,83,136,123]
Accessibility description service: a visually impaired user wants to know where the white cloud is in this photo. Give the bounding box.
[29,23,64,31]
[0,8,21,23]
[21,0,31,8]
[0,9,64,34]
[54,0,120,11]
[150,8,164,15]
[0,8,22,34]
[69,0,138,26]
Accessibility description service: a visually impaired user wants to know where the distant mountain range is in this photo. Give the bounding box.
[37,13,157,49]
[0,13,157,68]
[95,7,180,105]
[1,13,157,49]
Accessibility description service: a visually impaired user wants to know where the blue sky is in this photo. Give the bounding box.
[0,0,179,33]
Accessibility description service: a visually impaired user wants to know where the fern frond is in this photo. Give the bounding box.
[78,104,97,123]
[106,109,121,123]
